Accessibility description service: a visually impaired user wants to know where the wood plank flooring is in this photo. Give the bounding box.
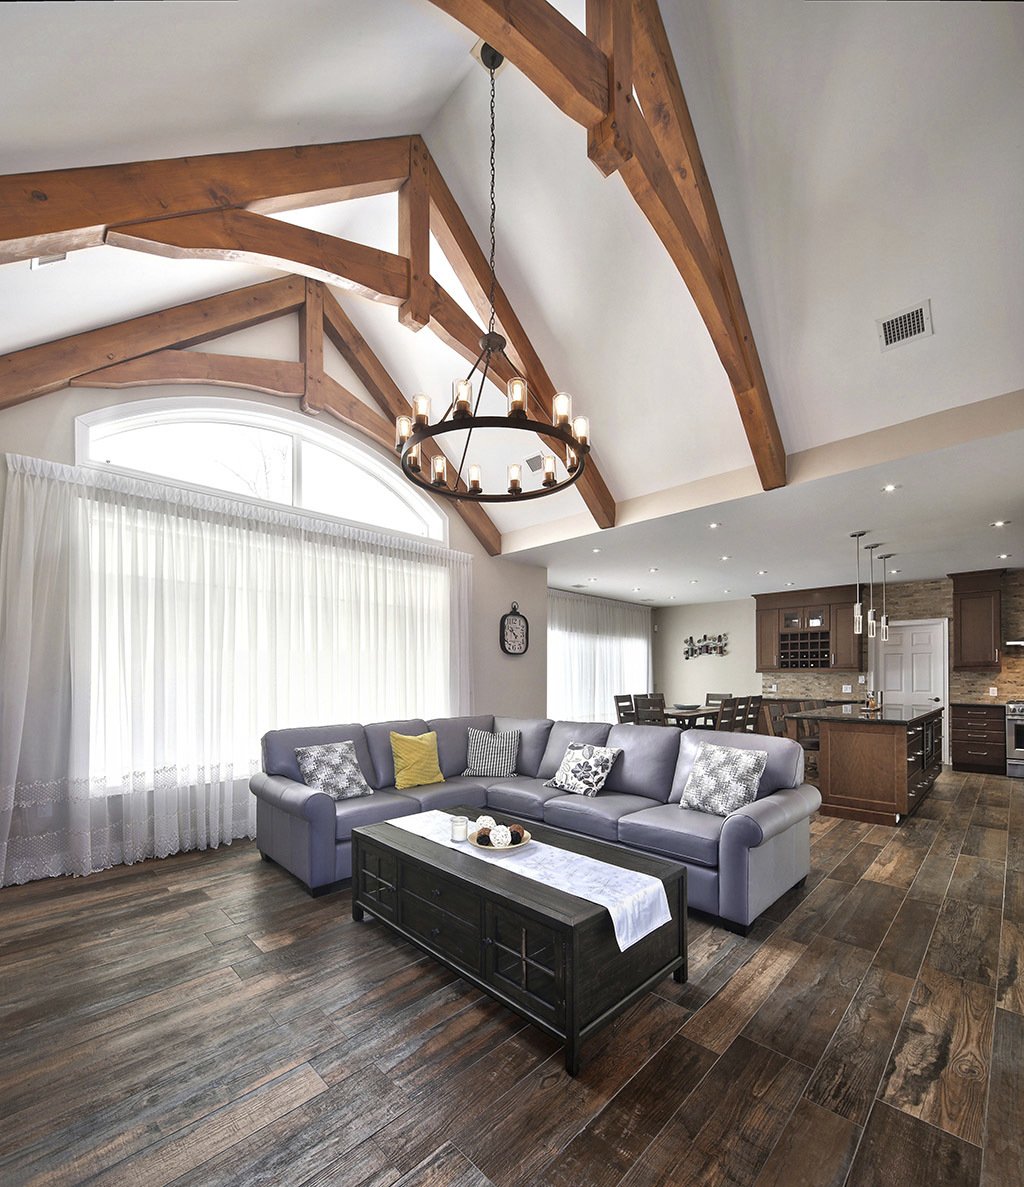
[1,769,1021,1186]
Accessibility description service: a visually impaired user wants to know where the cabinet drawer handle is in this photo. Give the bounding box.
[482,937,493,946]
[430,926,440,938]
[967,750,987,756]
[432,887,441,897]
[967,733,987,739]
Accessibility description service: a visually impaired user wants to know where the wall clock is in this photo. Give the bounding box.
[500,602,529,655]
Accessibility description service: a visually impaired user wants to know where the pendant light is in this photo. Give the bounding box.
[394,44,591,502]
[865,543,881,638]
[850,531,867,634]
[878,554,894,641]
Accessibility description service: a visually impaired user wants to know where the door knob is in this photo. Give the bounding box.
[931,697,941,702]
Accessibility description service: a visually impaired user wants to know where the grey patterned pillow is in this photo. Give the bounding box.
[681,742,768,816]
[463,727,520,779]
[544,742,622,796]
[295,740,374,800]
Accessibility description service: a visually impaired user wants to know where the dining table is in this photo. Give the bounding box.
[663,705,717,728]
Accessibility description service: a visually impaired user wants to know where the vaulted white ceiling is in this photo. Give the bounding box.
[1,0,1022,593]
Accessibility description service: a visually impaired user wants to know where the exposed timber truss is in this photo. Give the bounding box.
[0,0,785,555]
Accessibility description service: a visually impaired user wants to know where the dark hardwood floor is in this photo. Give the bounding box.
[2,769,1021,1186]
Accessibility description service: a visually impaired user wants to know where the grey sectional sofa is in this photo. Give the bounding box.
[250,715,821,932]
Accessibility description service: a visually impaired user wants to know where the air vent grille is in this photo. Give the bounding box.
[524,454,544,473]
[877,300,933,352]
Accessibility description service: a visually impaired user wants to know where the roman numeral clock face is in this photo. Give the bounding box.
[500,602,529,655]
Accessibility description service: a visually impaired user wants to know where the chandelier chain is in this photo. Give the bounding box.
[487,63,497,338]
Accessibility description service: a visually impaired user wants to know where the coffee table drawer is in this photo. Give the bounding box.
[484,903,565,1025]
[400,894,481,972]
[401,862,480,927]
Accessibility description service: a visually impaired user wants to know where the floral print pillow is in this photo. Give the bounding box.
[544,742,622,796]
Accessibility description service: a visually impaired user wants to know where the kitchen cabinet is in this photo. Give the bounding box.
[950,570,1003,670]
[950,703,1005,773]
[754,586,863,672]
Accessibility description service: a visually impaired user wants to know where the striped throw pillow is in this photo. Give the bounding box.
[463,727,521,779]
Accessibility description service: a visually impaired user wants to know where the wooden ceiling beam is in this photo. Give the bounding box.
[398,137,432,330]
[0,137,411,265]
[77,351,305,398]
[299,277,326,413]
[586,0,635,176]
[106,209,409,306]
[428,0,608,127]
[0,276,304,407]
[322,285,502,556]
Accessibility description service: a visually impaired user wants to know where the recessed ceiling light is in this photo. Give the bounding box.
[720,555,731,561]
[708,522,720,529]
[669,595,677,600]
[890,568,901,574]
[991,521,1010,528]
[999,553,1011,560]
[722,589,731,594]
[649,567,659,573]
[592,547,601,553]
[631,586,640,592]
[689,579,699,585]
[881,483,898,493]
[784,582,795,587]
[756,569,767,576]
[587,576,598,582]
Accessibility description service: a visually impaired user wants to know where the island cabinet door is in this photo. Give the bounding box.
[482,902,566,1027]
[756,608,779,671]
[830,602,863,670]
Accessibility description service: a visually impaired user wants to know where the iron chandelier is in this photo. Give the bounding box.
[395,44,591,503]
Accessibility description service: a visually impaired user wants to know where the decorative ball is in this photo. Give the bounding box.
[489,824,513,849]
[508,824,525,844]
[475,827,492,846]
[475,815,497,831]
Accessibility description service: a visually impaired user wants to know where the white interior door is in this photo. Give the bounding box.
[871,618,949,762]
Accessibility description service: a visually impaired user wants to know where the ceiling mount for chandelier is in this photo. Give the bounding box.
[395,44,591,503]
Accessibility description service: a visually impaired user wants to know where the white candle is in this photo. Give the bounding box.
[450,815,468,842]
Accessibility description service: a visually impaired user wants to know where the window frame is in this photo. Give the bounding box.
[75,394,448,544]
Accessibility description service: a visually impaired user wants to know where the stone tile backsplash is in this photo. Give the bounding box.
[769,571,1024,703]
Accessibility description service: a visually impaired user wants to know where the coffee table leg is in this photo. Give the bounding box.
[352,901,364,922]
[565,1034,581,1077]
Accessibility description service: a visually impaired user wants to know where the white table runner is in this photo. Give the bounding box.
[385,810,672,951]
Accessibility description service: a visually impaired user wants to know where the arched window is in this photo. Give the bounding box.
[76,396,446,542]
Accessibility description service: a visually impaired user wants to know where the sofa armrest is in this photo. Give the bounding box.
[249,771,334,826]
[721,784,822,849]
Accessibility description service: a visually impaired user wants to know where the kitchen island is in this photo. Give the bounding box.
[786,705,944,825]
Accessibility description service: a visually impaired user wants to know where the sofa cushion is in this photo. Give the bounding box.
[545,743,622,796]
[428,715,495,778]
[393,776,489,812]
[495,717,554,777]
[262,723,373,786]
[334,791,419,841]
[543,792,659,842]
[485,777,564,820]
[390,730,445,791]
[617,804,724,868]
[604,723,682,801]
[295,740,373,800]
[537,721,612,779]
[364,719,429,789]
[463,727,520,779]
[681,742,768,817]
[669,729,803,803]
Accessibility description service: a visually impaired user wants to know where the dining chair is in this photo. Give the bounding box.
[765,701,789,737]
[745,695,764,733]
[613,694,637,725]
[705,692,733,706]
[634,694,668,726]
[793,700,823,776]
[704,696,739,731]
[732,697,750,732]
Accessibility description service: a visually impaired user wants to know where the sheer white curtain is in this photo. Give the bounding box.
[547,590,652,722]
[0,454,471,886]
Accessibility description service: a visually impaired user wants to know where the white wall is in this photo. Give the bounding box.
[0,364,549,720]
[652,598,761,706]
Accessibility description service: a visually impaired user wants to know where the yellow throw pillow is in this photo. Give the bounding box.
[390,730,445,790]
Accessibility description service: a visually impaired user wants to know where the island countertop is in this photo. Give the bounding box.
[785,705,943,727]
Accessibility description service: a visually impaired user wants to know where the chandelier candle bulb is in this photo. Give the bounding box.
[395,415,412,449]
[507,377,527,418]
[468,464,482,494]
[406,444,421,473]
[453,379,473,419]
[553,392,572,427]
[567,447,579,474]
[431,455,448,487]
[542,455,557,487]
[507,463,522,495]
[572,416,590,446]
[413,394,431,426]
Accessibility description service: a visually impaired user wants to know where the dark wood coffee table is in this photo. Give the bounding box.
[351,806,687,1075]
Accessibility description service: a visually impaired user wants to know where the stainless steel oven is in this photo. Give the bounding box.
[1008,701,1024,778]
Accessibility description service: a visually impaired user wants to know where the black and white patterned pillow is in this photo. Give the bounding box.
[681,742,768,816]
[544,742,622,797]
[463,727,521,779]
[295,740,374,801]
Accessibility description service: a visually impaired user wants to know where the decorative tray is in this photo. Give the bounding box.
[468,828,532,853]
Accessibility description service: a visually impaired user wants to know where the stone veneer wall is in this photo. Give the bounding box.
[770,571,1024,702]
